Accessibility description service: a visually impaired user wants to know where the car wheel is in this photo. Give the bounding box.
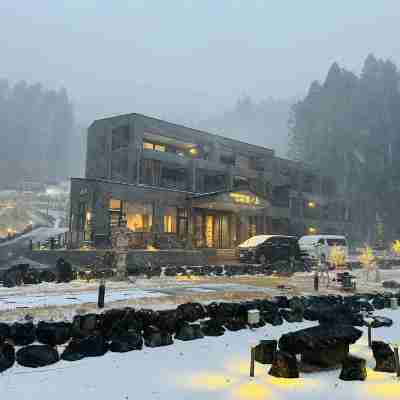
[258,254,267,265]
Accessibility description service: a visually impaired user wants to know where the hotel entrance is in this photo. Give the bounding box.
[190,190,269,249]
[204,213,231,249]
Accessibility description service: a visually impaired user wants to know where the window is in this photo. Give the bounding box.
[327,238,346,246]
[164,207,177,233]
[220,153,236,166]
[125,202,153,232]
[143,141,166,152]
[112,125,129,150]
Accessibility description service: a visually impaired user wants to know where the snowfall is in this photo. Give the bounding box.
[0,306,399,399]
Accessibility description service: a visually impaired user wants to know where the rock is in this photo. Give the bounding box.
[71,314,99,338]
[224,318,247,331]
[36,321,71,346]
[9,322,36,346]
[143,326,173,347]
[339,355,367,381]
[177,303,207,322]
[100,308,129,339]
[61,335,108,361]
[22,269,41,285]
[154,309,180,334]
[371,341,396,373]
[279,325,362,356]
[0,323,10,342]
[262,311,283,326]
[372,296,385,310]
[382,280,400,289]
[272,296,290,308]
[0,343,15,372]
[370,316,393,328]
[268,351,299,378]
[201,319,225,337]
[254,340,277,364]
[301,342,349,368]
[56,258,73,283]
[109,331,143,352]
[175,323,204,341]
[280,309,303,323]
[39,270,56,283]
[16,345,59,368]
[305,304,364,326]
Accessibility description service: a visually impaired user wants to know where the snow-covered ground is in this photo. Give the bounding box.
[1,310,399,399]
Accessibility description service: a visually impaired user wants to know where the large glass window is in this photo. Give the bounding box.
[164,207,177,233]
[125,202,153,232]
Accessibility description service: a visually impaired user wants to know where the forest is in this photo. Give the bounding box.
[289,54,400,241]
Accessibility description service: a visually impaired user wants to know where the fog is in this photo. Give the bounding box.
[0,1,399,162]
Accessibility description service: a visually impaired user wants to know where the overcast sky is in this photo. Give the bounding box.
[0,1,399,123]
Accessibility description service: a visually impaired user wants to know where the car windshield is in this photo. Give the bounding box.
[240,235,271,247]
[327,238,346,246]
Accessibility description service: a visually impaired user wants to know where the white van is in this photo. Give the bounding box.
[298,235,348,265]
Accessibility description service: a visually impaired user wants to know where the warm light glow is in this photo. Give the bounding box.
[359,245,375,269]
[146,245,158,251]
[230,193,260,206]
[206,215,213,247]
[235,382,270,400]
[189,147,198,156]
[186,373,235,391]
[308,227,317,234]
[308,201,316,208]
[328,245,346,268]
[392,240,400,255]
[86,211,91,222]
[154,144,165,152]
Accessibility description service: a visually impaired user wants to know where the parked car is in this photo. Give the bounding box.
[298,234,348,266]
[237,235,301,264]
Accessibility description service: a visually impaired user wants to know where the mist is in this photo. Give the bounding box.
[0,1,399,182]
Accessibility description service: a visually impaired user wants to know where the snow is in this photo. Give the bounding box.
[1,310,400,399]
[0,287,166,311]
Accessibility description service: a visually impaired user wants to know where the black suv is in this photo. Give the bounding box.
[238,235,301,264]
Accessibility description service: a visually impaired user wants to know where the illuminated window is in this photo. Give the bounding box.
[230,192,260,205]
[125,202,153,232]
[206,215,214,247]
[164,207,177,233]
[109,199,122,210]
[143,142,154,150]
[143,142,166,152]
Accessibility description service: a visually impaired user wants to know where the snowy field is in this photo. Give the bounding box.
[1,310,399,399]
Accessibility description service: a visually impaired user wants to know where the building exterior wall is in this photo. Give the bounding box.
[70,113,350,248]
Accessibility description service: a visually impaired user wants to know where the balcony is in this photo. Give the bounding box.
[142,149,189,167]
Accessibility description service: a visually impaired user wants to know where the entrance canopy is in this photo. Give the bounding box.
[190,190,269,212]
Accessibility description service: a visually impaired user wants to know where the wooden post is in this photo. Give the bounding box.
[98,279,106,308]
[368,324,372,348]
[250,346,255,377]
[394,346,400,378]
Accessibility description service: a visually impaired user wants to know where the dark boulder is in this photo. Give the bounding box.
[0,343,15,372]
[175,323,204,341]
[177,303,207,322]
[369,316,393,329]
[99,308,129,339]
[372,296,385,310]
[201,319,225,337]
[22,269,41,285]
[61,335,108,361]
[279,324,362,356]
[272,296,290,308]
[339,355,367,381]
[16,345,59,368]
[143,326,173,347]
[382,280,400,289]
[36,321,72,346]
[262,311,283,326]
[71,314,99,338]
[154,309,180,334]
[254,340,277,364]
[301,342,349,368]
[39,270,57,283]
[9,322,36,346]
[0,323,10,342]
[268,351,299,378]
[224,318,247,332]
[109,331,143,352]
[56,258,73,283]
[280,309,303,323]
[305,304,364,326]
[371,341,396,373]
